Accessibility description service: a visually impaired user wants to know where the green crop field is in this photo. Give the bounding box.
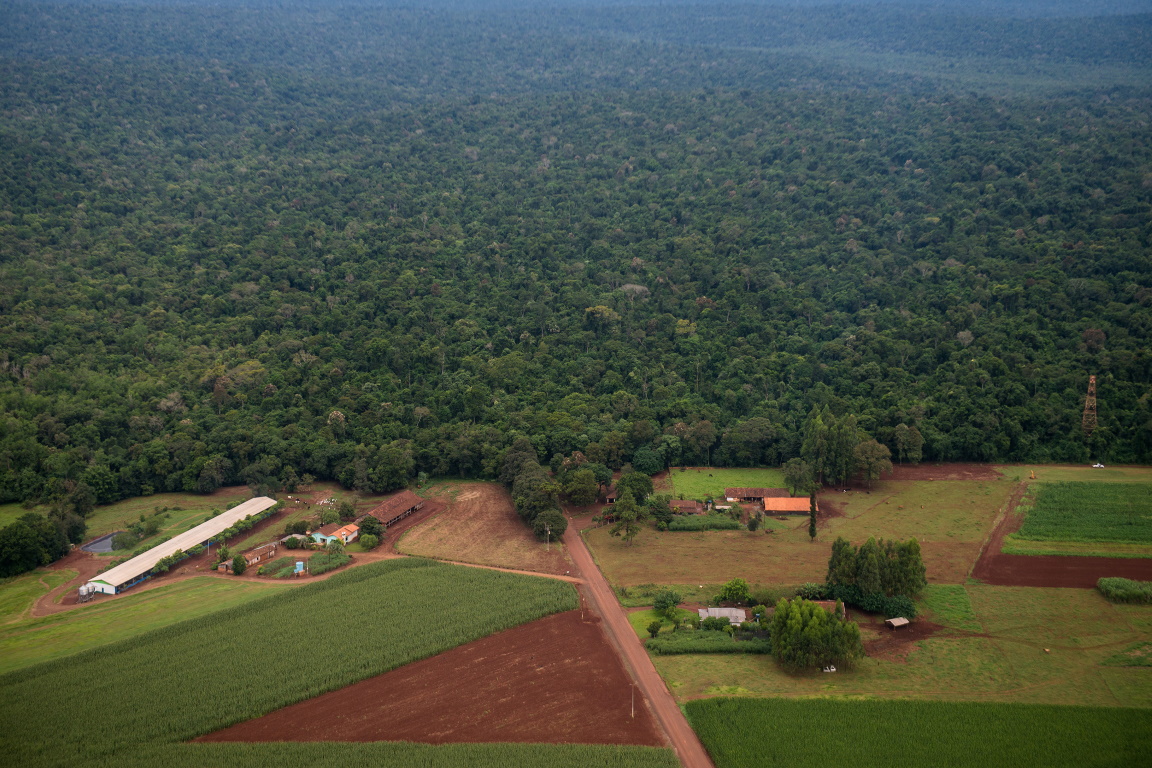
[1014,482,1152,545]
[685,698,1152,768]
[669,468,786,502]
[0,576,291,674]
[0,559,679,768]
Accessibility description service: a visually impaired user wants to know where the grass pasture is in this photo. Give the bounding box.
[1013,482,1152,545]
[82,486,254,543]
[584,472,1014,589]
[0,569,76,624]
[668,467,785,502]
[0,559,612,767]
[685,698,1152,768]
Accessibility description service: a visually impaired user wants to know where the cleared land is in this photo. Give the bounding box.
[0,569,76,624]
[685,698,1152,768]
[2,559,668,768]
[398,481,573,574]
[648,584,1152,708]
[669,467,786,501]
[200,610,664,746]
[585,469,1014,590]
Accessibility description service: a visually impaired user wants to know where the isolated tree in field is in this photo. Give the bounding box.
[533,509,567,542]
[616,470,654,503]
[564,468,599,507]
[359,534,379,550]
[646,620,663,638]
[770,597,864,670]
[783,457,816,496]
[854,439,893,486]
[808,492,817,540]
[231,555,247,575]
[717,577,751,604]
[609,490,642,545]
[653,589,682,620]
[358,515,382,538]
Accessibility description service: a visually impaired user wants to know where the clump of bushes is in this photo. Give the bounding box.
[1097,577,1152,604]
[647,630,771,656]
[308,550,351,576]
[668,514,741,532]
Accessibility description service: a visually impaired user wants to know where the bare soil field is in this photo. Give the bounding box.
[398,482,572,575]
[972,497,1152,588]
[196,609,664,746]
[885,463,1001,482]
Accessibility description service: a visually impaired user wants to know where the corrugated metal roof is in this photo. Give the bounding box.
[85,496,277,590]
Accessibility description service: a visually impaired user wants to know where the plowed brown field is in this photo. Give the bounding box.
[397,482,572,575]
[196,609,663,746]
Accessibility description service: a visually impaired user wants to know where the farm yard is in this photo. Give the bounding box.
[0,559,682,768]
[647,584,1152,708]
[397,481,573,575]
[685,698,1152,768]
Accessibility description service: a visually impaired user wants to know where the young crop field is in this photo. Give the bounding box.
[1013,482,1152,545]
[0,577,291,674]
[669,467,786,501]
[0,559,646,768]
[647,584,1152,708]
[998,466,1152,484]
[685,698,1152,768]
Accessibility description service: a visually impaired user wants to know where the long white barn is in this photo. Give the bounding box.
[85,496,277,595]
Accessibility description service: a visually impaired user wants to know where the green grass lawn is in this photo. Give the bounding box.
[685,698,1152,768]
[669,467,786,501]
[84,485,254,542]
[0,569,77,624]
[0,502,38,528]
[0,576,292,674]
[997,466,1152,484]
[649,584,1152,708]
[824,479,1011,542]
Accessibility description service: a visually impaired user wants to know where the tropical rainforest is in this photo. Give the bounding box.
[1,1,1150,521]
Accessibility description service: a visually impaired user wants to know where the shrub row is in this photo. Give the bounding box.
[668,514,742,532]
[307,550,351,575]
[647,630,771,655]
[1097,577,1152,604]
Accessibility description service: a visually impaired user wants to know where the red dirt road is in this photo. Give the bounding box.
[564,525,715,768]
[197,610,662,746]
[971,482,1152,588]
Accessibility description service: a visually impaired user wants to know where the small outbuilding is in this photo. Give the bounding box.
[885,617,910,630]
[725,487,789,503]
[763,497,815,515]
[670,499,704,515]
[698,607,747,624]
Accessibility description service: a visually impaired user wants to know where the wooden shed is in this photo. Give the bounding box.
[885,617,910,630]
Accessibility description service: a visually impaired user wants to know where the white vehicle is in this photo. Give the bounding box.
[1092,463,1105,468]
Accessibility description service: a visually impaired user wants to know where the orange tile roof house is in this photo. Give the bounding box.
[358,489,425,527]
[763,497,815,514]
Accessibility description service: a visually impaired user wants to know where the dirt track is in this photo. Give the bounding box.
[196,610,662,745]
[565,521,715,768]
[971,482,1152,588]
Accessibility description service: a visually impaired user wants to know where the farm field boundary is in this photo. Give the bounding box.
[0,558,612,767]
[685,698,1151,768]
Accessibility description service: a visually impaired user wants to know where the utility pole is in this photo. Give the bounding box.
[1082,375,1097,438]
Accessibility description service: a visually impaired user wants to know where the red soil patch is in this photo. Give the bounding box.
[860,618,948,662]
[887,463,1000,482]
[971,482,1152,588]
[196,609,664,746]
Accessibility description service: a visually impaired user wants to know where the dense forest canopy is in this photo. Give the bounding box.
[1,0,1150,509]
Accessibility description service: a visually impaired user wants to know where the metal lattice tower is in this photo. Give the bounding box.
[1082,375,1097,437]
